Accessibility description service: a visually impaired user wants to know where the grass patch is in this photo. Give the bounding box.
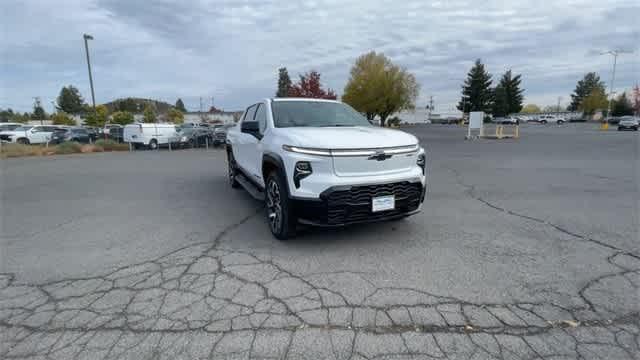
[0,143,47,158]
[1,140,129,159]
[94,139,129,151]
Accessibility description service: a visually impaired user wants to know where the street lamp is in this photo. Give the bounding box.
[600,49,631,122]
[83,34,96,115]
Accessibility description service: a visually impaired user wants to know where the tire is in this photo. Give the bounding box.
[148,139,158,150]
[541,120,547,124]
[227,151,240,189]
[618,127,622,131]
[265,171,296,240]
[634,127,638,131]
[17,138,29,145]
[557,120,564,125]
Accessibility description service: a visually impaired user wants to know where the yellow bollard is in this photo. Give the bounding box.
[600,122,609,130]
[515,125,519,138]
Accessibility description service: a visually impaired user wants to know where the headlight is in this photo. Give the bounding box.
[181,136,187,142]
[417,152,426,175]
[283,145,331,156]
[293,161,312,188]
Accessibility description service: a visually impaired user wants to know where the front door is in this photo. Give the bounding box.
[235,104,259,176]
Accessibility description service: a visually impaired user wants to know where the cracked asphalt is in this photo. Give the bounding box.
[1,124,638,359]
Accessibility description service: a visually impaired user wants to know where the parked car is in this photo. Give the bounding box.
[617,116,639,131]
[212,124,230,146]
[123,123,178,149]
[0,123,23,132]
[176,127,213,147]
[536,115,566,124]
[108,127,124,143]
[492,116,518,124]
[83,127,98,142]
[0,125,58,144]
[50,127,91,144]
[226,98,427,239]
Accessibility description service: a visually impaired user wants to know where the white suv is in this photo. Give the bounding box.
[537,114,565,124]
[0,125,57,144]
[226,98,427,239]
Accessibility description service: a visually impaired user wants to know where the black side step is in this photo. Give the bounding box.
[236,173,265,201]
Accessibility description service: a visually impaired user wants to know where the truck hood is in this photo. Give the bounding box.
[275,126,418,149]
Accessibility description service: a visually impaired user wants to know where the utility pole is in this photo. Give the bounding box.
[601,49,632,121]
[199,97,203,113]
[557,96,562,113]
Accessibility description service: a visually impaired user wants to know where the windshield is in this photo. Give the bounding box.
[13,126,33,131]
[271,101,371,128]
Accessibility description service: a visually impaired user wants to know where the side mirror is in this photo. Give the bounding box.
[241,121,261,139]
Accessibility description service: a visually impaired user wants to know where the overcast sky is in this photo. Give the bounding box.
[2,0,639,114]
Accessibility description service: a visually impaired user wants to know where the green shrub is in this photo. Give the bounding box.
[94,139,129,151]
[55,141,82,154]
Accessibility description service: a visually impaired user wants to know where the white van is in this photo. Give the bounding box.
[123,123,178,149]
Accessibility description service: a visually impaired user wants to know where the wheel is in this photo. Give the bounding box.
[148,139,158,150]
[265,172,296,240]
[618,127,622,131]
[541,120,547,124]
[17,138,29,145]
[557,120,564,125]
[227,151,240,189]
[634,127,638,131]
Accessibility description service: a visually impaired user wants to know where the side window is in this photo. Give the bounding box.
[243,105,257,123]
[32,126,42,132]
[254,103,266,133]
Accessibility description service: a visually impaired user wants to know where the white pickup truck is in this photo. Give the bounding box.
[226,98,427,239]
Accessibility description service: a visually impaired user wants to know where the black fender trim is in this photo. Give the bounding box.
[262,152,291,197]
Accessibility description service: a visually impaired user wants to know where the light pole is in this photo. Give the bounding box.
[600,49,631,122]
[83,34,96,114]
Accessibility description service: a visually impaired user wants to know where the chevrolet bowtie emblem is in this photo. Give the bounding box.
[368,151,392,161]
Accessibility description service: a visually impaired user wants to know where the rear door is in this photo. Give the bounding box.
[30,126,48,143]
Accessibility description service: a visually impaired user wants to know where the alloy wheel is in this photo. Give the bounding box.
[266,179,282,234]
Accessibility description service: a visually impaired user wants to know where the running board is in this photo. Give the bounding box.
[236,173,265,201]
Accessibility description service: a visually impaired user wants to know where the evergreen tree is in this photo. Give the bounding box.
[493,70,524,116]
[175,98,187,112]
[492,85,508,117]
[457,59,493,113]
[568,73,605,111]
[611,92,633,116]
[56,85,85,114]
[276,67,292,97]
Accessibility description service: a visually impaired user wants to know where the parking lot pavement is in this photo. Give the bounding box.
[1,124,638,359]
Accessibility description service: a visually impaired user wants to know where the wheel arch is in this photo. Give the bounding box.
[262,152,290,196]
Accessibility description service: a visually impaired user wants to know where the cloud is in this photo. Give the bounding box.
[1,0,638,113]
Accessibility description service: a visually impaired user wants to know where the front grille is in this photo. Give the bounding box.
[215,132,226,140]
[323,182,422,225]
[0,134,12,141]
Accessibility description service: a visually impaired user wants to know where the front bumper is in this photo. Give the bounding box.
[292,180,425,226]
